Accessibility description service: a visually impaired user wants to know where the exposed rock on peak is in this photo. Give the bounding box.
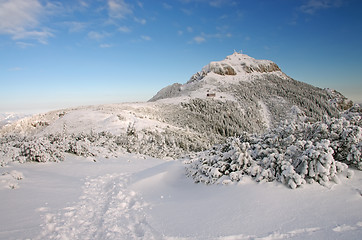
[220,52,281,74]
[243,62,280,73]
[187,52,281,84]
[149,52,345,131]
[203,62,237,76]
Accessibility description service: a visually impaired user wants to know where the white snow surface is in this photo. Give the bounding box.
[258,100,272,129]
[1,154,361,240]
[150,52,288,103]
[202,52,277,76]
[0,102,176,136]
[0,113,32,129]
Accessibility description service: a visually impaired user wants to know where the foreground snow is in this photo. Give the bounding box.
[1,154,361,239]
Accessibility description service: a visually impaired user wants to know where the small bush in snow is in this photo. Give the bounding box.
[18,137,65,163]
[185,115,360,189]
[0,125,211,165]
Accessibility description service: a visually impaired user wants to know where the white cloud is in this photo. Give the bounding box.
[88,31,109,40]
[141,35,151,41]
[178,30,183,35]
[8,67,23,71]
[201,32,231,39]
[193,36,205,44]
[118,26,131,33]
[187,26,193,33]
[300,0,342,14]
[134,17,146,25]
[65,21,87,33]
[78,0,89,8]
[43,1,64,15]
[181,8,192,15]
[163,3,172,9]
[0,0,53,43]
[108,0,132,19]
[209,0,225,7]
[16,41,35,48]
[0,0,42,32]
[12,29,54,44]
[180,0,235,8]
[100,43,112,48]
[190,31,232,44]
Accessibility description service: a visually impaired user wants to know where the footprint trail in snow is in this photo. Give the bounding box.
[36,173,160,240]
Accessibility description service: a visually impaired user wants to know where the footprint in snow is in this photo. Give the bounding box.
[36,173,161,240]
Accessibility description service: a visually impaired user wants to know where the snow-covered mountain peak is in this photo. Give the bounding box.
[149,52,285,103]
[187,52,281,84]
[223,51,280,73]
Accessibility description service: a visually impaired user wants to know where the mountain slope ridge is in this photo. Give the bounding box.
[0,52,353,162]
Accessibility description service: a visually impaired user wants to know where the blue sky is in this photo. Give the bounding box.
[1,0,361,113]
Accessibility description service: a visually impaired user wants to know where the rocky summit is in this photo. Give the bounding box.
[150,52,347,129]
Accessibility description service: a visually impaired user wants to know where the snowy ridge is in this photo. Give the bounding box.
[0,53,357,167]
[150,52,284,102]
[149,52,343,131]
[201,52,281,76]
[0,112,31,129]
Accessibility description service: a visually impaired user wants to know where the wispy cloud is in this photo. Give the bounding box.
[108,0,132,19]
[88,31,109,40]
[190,31,232,44]
[134,17,146,25]
[64,21,87,33]
[181,8,192,15]
[299,0,343,14]
[118,26,131,33]
[163,3,172,9]
[100,43,112,48]
[78,0,89,8]
[137,1,143,8]
[209,0,235,7]
[0,0,53,44]
[16,41,35,48]
[193,36,205,44]
[12,29,54,44]
[8,67,23,71]
[180,0,236,8]
[141,35,151,41]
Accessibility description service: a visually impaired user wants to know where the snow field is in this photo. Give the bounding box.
[0,155,361,239]
[0,170,24,189]
[37,173,159,240]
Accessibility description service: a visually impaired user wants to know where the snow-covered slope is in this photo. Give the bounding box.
[150,52,282,102]
[0,52,354,163]
[150,52,345,127]
[0,113,31,128]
